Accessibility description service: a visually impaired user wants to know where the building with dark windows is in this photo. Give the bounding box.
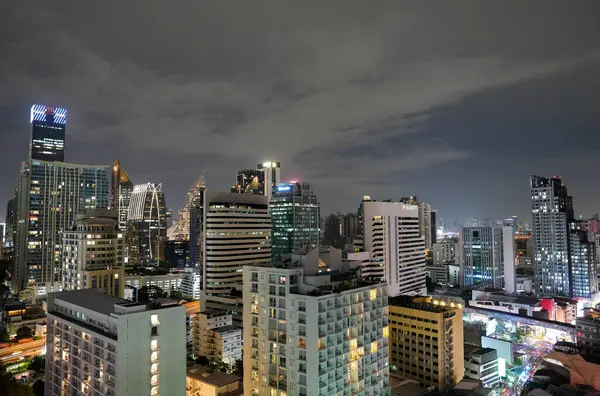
[30,104,66,162]
[163,239,190,269]
[323,213,343,248]
[230,161,281,197]
[14,160,110,291]
[270,181,320,260]
[230,169,265,195]
[110,160,134,231]
[126,183,167,265]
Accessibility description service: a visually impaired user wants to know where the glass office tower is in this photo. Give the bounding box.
[30,104,66,162]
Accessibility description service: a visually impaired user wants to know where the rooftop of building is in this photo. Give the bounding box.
[186,364,241,388]
[464,344,497,357]
[198,309,232,318]
[50,289,180,316]
[389,295,462,314]
[211,325,241,335]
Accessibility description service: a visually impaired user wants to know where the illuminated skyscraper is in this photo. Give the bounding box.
[110,160,133,230]
[14,160,110,290]
[170,174,206,242]
[30,104,66,162]
[127,183,167,265]
[270,181,320,260]
[530,175,572,296]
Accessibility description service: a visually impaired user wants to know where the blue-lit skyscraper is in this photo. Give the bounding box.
[30,104,66,162]
[270,181,320,260]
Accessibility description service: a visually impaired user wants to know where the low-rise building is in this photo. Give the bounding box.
[124,272,183,293]
[389,296,464,393]
[576,308,600,363]
[186,364,242,396]
[180,271,201,301]
[463,345,500,387]
[193,310,242,365]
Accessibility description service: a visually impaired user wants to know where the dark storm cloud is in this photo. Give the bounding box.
[1,1,600,221]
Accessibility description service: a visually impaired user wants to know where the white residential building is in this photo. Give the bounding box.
[179,271,201,300]
[44,288,186,396]
[362,199,426,296]
[243,248,390,396]
[192,310,242,365]
[348,250,385,281]
[61,209,124,297]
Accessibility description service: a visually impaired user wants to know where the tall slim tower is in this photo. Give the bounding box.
[110,160,133,230]
[30,104,66,162]
[15,160,110,290]
[201,192,271,323]
[530,175,572,296]
[127,183,167,265]
[257,161,280,197]
[270,181,320,260]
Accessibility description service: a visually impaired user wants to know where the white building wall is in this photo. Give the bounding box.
[363,201,426,296]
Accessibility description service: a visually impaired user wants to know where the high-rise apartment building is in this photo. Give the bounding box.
[15,160,110,291]
[243,250,390,396]
[61,209,124,297]
[531,175,575,296]
[270,181,320,260]
[127,183,167,265]
[459,226,516,292]
[30,104,66,162]
[110,160,133,231]
[388,296,464,393]
[568,220,598,298]
[45,289,186,396]
[361,198,426,296]
[201,192,271,322]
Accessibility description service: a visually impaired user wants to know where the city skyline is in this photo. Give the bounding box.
[2,2,600,223]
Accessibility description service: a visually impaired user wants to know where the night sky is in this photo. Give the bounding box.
[1,1,600,223]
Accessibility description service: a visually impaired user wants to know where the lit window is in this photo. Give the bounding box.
[151,374,159,386]
[151,340,158,351]
[151,314,160,326]
[383,326,389,338]
[151,351,159,362]
[370,289,377,300]
[151,363,158,374]
[371,341,378,353]
[151,386,158,395]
